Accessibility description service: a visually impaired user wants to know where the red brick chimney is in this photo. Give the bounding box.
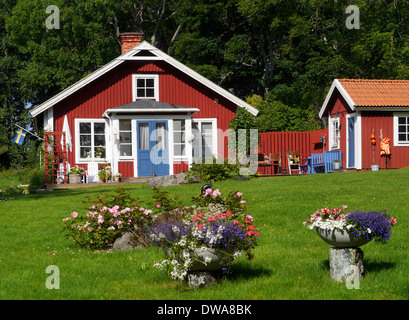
[118,32,144,54]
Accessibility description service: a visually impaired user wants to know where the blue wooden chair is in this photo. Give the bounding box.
[324,151,342,173]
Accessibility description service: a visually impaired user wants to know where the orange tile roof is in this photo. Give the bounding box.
[339,79,409,107]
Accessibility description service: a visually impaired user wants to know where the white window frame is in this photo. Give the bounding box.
[329,116,340,150]
[118,119,134,159]
[75,119,107,163]
[173,119,187,158]
[191,118,218,161]
[393,113,409,146]
[132,74,159,101]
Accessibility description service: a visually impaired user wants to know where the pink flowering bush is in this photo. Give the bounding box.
[63,205,153,249]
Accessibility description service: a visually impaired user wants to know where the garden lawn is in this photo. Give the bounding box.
[0,169,408,300]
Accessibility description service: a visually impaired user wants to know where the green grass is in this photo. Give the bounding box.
[0,169,408,300]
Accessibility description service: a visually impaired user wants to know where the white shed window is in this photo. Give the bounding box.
[394,113,409,146]
[330,117,340,149]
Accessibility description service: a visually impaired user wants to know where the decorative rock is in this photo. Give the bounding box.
[187,271,217,289]
[329,247,364,283]
[146,173,188,187]
[112,231,144,251]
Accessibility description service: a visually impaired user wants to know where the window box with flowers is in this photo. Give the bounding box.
[69,165,85,184]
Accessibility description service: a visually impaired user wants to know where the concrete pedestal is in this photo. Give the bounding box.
[329,247,364,283]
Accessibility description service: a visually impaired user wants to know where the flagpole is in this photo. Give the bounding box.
[14,124,44,141]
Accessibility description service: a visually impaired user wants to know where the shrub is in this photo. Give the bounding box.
[63,188,148,249]
[184,157,240,183]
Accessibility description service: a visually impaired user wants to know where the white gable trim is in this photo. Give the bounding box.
[30,41,258,118]
[319,79,356,119]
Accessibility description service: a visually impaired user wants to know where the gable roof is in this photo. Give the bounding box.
[320,79,409,118]
[29,41,258,118]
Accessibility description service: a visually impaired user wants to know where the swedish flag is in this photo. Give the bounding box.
[12,127,27,145]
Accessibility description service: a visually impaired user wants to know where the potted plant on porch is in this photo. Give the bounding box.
[333,159,341,170]
[69,165,85,184]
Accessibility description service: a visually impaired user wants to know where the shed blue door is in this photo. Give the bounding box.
[348,117,355,167]
[137,121,169,177]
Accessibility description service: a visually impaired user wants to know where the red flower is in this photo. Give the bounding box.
[197,224,203,230]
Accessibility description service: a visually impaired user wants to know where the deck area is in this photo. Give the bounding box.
[45,177,150,190]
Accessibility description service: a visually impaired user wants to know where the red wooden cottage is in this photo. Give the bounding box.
[320,78,409,170]
[29,33,258,182]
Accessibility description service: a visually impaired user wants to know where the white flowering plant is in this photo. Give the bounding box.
[303,205,397,244]
[148,188,260,281]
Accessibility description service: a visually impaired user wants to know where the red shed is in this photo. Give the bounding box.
[29,33,258,181]
[320,79,409,170]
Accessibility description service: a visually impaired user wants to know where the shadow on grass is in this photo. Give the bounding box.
[320,258,397,273]
[216,262,272,282]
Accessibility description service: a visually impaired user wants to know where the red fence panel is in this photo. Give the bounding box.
[258,129,328,173]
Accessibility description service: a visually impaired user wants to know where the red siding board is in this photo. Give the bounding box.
[360,111,407,170]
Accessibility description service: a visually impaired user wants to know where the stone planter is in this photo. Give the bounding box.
[190,247,235,271]
[69,174,82,184]
[316,228,371,248]
[165,247,235,272]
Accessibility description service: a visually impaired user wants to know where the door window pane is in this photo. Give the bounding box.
[139,123,149,150]
[156,123,167,150]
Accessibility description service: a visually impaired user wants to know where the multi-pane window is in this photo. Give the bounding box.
[330,118,340,149]
[173,120,185,157]
[192,120,215,161]
[397,116,409,143]
[133,75,158,100]
[119,120,132,157]
[79,121,105,160]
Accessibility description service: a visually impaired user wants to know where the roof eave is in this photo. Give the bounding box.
[319,79,356,118]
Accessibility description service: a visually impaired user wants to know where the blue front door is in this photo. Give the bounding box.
[348,117,355,168]
[137,121,169,177]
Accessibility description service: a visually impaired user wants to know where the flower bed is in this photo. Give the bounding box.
[148,189,260,281]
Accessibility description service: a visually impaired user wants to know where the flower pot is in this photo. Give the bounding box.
[69,174,82,184]
[371,164,379,171]
[316,228,371,248]
[334,162,341,170]
[190,247,235,271]
[114,176,120,182]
